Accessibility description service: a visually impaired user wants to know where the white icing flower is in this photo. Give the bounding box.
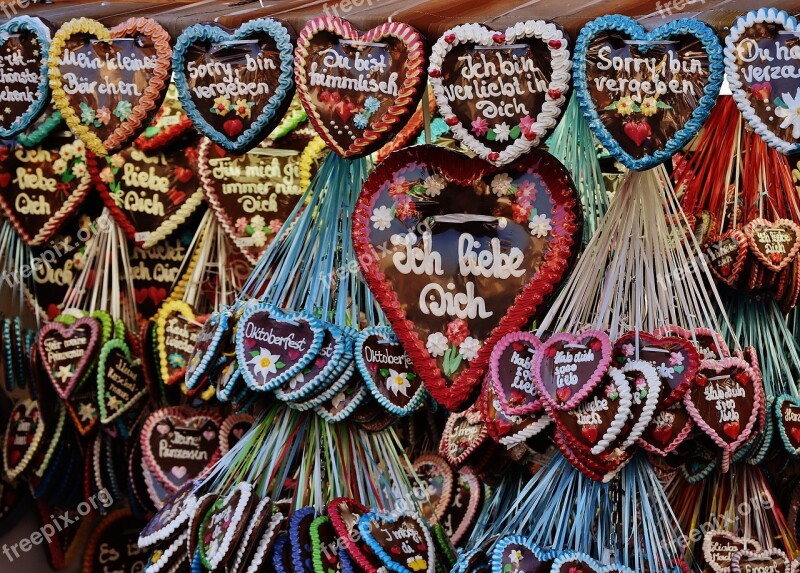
[370,205,394,230]
[53,158,68,175]
[528,213,552,237]
[459,337,481,361]
[776,90,800,139]
[248,348,281,380]
[59,144,76,161]
[71,162,87,177]
[423,174,446,197]
[426,332,448,357]
[250,215,266,231]
[72,140,85,156]
[385,369,410,397]
[493,122,511,142]
[491,173,514,196]
[251,230,267,248]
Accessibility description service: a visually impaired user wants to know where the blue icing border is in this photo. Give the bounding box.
[573,15,724,171]
[185,307,231,390]
[172,19,295,154]
[290,507,319,573]
[274,324,347,403]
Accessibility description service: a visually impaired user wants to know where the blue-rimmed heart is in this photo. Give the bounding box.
[358,511,435,573]
[0,16,52,137]
[550,550,636,573]
[172,19,295,154]
[185,307,231,390]
[290,507,319,573]
[355,326,426,416]
[490,536,554,573]
[274,324,347,402]
[775,394,800,455]
[289,333,355,411]
[236,302,324,392]
[574,16,723,171]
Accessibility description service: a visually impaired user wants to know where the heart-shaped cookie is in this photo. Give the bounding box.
[637,404,694,456]
[219,413,253,455]
[412,454,454,523]
[289,506,319,573]
[725,9,800,153]
[533,330,612,411]
[683,357,762,452]
[154,300,204,386]
[0,16,52,137]
[704,230,749,287]
[185,307,231,390]
[310,515,341,573]
[439,405,489,466]
[744,218,800,272]
[140,407,221,493]
[236,302,324,392]
[358,511,435,573]
[198,135,316,264]
[172,19,295,154]
[47,17,172,156]
[3,399,44,481]
[551,367,633,455]
[730,548,792,573]
[429,21,571,165]
[775,393,800,455]
[615,360,661,449]
[38,316,100,399]
[352,145,581,411]
[138,478,201,549]
[328,497,385,573]
[574,16,724,170]
[490,537,554,573]
[83,509,149,573]
[702,530,762,573]
[0,137,92,246]
[198,482,254,570]
[129,234,191,320]
[355,326,426,416]
[295,17,427,158]
[480,380,552,446]
[490,331,543,415]
[96,338,146,424]
[441,467,482,546]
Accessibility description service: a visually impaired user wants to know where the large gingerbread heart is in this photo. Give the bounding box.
[172,19,295,154]
[47,17,172,156]
[352,145,581,411]
[37,316,100,399]
[725,9,800,153]
[702,530,762,573]
[428,21,571,165]
[744,218,800,272]
[0,16,52,137]
[88,143,204,247]
[574,16,723,170]
[295,17,426,158]
[0,136,92,245]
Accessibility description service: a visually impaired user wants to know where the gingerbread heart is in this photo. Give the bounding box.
[84,509,149,573]
[730,548,792,573]
[198,135,317,264]
[198,482,254,570]
[352,145,581,411]
[480,381,552,446]
[219,413,253,455]
[129,234,190,320]
[615,360,661,449]
[96,338,145,424]
[172,19,295,154]
[490,536,554,573]
[725,9,800,153]
[702,530,762,573]
[154,300,204,386]
[429,21,571,165]
[550,551,635,573]
[3,399,44,481]
[412,454,454,523]
[744,218,800,272]
[776,394,800,455]
[328,497,385,573]
[38,316,100,399]
[704,230,749,287]
[356,326,426,416]
[574,16,724,170]
[533,330,612,411]
[47,17,172,156]
[637,404,694,456]
[0,16,52,137]
[490,331,543,415]
[295,17,427,158]
[185,307,231,390]
[439,405,489,466]
[358,511,435,573]
[441,467,482,547]
[683,357,762,452]
[138,479,201,548]
[140,407,221,493]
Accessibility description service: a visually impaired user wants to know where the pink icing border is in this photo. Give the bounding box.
[37,317,100,400]
[489,330,543,416]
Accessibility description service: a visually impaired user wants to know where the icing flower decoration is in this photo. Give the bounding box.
[364,96,380,114]
[114,101,133,120]
[668,352,684,366]
[776,90,800,139]
[635,376,648,397]
[96,107,111,125]
[519,115,536,137]
[353,113,369,129]
[395,202,417,221]
[423,174,446,197]
[493,122,511,142]
[72,140,85,156]
[491,173,514,196]
[509,550,523,566]
[248,348,282,378]
[99,167,114,184]
[370,205,394,231]
[71,162,87,177]
[426,332,448,357]
[60,143,77,161]
[212,96,231,116]
[111,155,125,169]
[459,337,481,361]
[511,203,530,224]
[168,353,185,368]
[53,158,67,175]
[528,213,552,237]
[471,117,489,137]
[447,319,470,346]
[640,97,658,117]
[234,99,253,119]
[79,102,98,127]
[621,343,635,357]
[251,215,266,231]
[269,219,282,234]
[605,383,619,400]
[385,369,410,397]
[616,96,636,116]
[251,229,267,248]
[235,217,248,234]
[73,251,85,270]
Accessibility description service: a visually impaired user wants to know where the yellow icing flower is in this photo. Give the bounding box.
[617,96,635,116]
[641,97,658,117]
[212,96,231,116]
[234,99,252,119]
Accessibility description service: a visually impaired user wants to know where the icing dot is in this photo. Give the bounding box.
[766,106,772,111]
